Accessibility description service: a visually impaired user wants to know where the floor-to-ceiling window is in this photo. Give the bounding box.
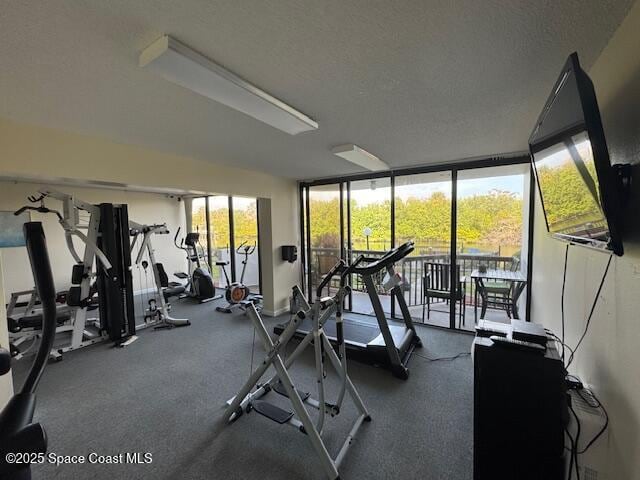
[190,195,261,294]
[307,184,342,299]
[232,197,260,294]
[394,171,452,328]
[207,196,230,289]
[349,177,391,315]
[456,165,529,328]
[189,197,210,269]
[300,158,532,330]
[191,197,208,242]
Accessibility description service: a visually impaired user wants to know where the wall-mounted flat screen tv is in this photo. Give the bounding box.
[529,52,624,256]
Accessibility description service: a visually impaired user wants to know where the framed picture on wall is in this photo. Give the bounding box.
[0,210,31,247]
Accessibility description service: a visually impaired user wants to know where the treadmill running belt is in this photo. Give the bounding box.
[296,317,379,346]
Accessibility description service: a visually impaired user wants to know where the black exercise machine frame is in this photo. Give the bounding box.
[0,222,58,479]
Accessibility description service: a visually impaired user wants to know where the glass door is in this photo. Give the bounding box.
[307,184,343,300]
[348,178,391,315]
[190,197,209,267]
[231,197,260,294]
[394,171,453,328]
[456,165,530,330]
[207,196,231,289]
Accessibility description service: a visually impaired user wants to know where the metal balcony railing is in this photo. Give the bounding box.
[307,246,518,307]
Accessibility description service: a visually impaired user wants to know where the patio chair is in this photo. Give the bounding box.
[422,262,466,327]
[477,257,520,319]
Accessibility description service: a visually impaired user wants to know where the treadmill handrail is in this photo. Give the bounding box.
[340,255,366,285]
[352,241,415,276]
[316,259,346,299]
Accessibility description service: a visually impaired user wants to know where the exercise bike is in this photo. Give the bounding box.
[174,228,220,303]
[216,241,262,313]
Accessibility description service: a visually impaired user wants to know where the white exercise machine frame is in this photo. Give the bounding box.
[224,256,370,480]
[12,189,136,360]
[129,221,190,329]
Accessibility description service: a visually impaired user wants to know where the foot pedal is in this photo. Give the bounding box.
[250,400,293,424]
[273,381,310,401]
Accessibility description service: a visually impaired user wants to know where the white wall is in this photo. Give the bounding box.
[0,182,186,301]
[0,118,301,316]
[531,2,640,478]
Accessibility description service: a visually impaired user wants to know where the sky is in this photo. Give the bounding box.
[310,174,526,205]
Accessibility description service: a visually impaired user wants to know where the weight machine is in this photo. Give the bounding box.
[11,189,137,360]
[129,221,190,329]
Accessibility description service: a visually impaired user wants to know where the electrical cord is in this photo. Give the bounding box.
[566,254,613,369]
[414,352,471,362]
[551,332,575,363]
[564,383,609,480]
[576,388,609,455]
[561,244,569,365]
[568,402,581,480]
[565,426,576,480]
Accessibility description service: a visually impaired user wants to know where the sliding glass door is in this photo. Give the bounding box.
[394,171,452,328]
[307,184,343,299]
[349,178,391,315]
[456,165,529,328]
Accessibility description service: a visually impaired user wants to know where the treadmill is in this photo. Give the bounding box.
[275,241,422,379]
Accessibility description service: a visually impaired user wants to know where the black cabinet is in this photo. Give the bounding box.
[473,336,567,480]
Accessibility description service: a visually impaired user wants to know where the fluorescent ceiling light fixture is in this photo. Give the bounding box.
[331,144,389,171]
[139,35,318,135]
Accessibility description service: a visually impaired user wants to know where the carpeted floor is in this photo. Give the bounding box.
[11,298,474,480]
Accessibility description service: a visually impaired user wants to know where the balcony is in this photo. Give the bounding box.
[308,247,523,332]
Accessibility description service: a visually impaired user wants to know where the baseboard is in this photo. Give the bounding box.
[261,306,290,317]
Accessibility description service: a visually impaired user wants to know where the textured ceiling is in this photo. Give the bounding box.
[0,0,633,180]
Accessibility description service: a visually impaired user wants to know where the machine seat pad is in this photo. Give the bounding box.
[9,313,70,332]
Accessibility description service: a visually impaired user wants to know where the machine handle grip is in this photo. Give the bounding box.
[21,222,58,395]
[14,205,63,222]
[316,259,346,298]
[173,227,181,247]
[340,255,366,284]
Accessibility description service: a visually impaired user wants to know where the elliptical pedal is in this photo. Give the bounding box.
[249,400,293,424]
[272,380,310,401]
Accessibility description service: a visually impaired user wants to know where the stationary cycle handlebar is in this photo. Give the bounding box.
[236,241,257,256]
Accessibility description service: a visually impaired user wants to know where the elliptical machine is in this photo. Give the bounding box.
[216,241,262,313]
[1,222,57,480]
[174,228,220,303]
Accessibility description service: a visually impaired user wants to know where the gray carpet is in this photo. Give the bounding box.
[11,298,474,480]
